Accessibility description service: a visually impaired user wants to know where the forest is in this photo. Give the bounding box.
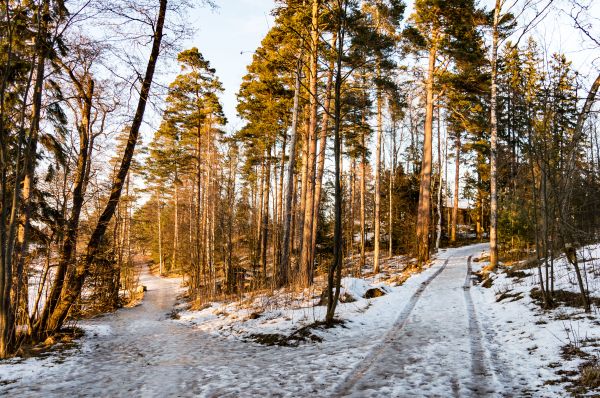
[1,0,600,396]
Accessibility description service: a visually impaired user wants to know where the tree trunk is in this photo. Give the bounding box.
[261,149,271,284]
[279,57,302,287]
[360,140,366,274]
[299,0,320,287]
[488,0,501,270]
[158,189,164,276]
[436,105,443,251]
[310,36,335,278]
[389,121,396,258]
[326,3,345,324]
[451,134,460,243]
[415,42,437,264]
[172,172,179,272]
[374,85,382,273]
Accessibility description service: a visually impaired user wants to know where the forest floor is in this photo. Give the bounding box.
[0,243,598,397]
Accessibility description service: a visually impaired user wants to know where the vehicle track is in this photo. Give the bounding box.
[463,255,495,397]
[334,258,451,396]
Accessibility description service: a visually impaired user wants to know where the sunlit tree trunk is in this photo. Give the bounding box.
[299,0,320,287]
[488,0,501,270]
[416,41,437,264]
[374,84,382,273]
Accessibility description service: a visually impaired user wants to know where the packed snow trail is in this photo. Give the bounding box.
[1,243,531,397]
[335,258,451,396]
[335,244,499,397]
[3,266,384,397]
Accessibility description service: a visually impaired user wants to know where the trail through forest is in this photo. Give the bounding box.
[1,244,537,397]
[336,245,514,397]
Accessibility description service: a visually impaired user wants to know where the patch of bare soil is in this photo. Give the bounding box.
[530,288,600,310]
[14,327,84,362]
[495,288,524,303]
[248,320,344,347]
[544,341,600,397]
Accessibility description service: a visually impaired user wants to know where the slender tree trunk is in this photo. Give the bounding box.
[158,189,164,276]
[350,159,356,261]
[360,140,366,274]
[255,162,265,275]
[226,148,237,292]
[297,109,309,272]
[261,149,271,284]
[436,105,443,251]
[451,134,460,243]
[310,37,335,276]
[172,174,179,272]
[279,57,302,287]
[488,0,501,270]
[389,120,396,258]
[416,41,437,264]
[299,0,320,287]
[274,127,286,277]
[374,85,382,273]
[326,3,345,324]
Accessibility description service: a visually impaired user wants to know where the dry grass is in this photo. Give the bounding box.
[580,363,600,389]
[530,288,600,310]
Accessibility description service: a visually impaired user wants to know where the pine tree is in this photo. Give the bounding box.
[404,0,485,264]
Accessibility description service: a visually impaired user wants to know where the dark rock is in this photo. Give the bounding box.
[364,287,387,299]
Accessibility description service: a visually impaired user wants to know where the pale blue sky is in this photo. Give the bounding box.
[186,0,276,132]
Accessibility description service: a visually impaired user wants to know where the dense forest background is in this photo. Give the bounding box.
[1,0,599,358]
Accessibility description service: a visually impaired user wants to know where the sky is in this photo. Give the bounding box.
[184,0,276,132]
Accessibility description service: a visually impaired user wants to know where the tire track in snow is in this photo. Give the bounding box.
[463,255,495,397]
[334,258,450,397]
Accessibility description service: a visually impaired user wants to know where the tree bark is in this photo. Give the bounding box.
[451,134,460,243]
[360,136,366,273]
[279,57,302,287]
[299,0,320,287]
[326,1,345,324]
[488,0,501,270]
[415,42,437,264]
[310,36,335,278]
[374,84,382,273]
[435,104,443,251]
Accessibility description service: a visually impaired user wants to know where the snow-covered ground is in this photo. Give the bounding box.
[470,245,600,397]
[0,243,598,397]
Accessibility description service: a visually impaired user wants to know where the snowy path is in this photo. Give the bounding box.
[335,244,502,397]
[0,244,532,397]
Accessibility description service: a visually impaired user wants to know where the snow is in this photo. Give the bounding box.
[469,245,600,396]
[0,243,598,397]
